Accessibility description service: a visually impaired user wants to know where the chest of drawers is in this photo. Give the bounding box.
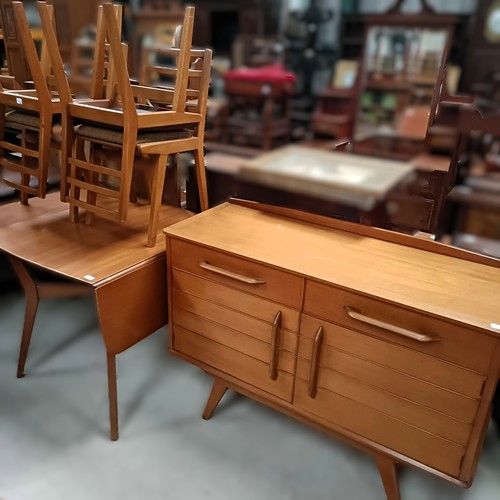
[164,200,500,500]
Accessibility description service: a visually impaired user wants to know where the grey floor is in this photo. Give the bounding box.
[1,287,499,500]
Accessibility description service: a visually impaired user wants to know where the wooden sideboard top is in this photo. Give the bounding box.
[164,202,500,335]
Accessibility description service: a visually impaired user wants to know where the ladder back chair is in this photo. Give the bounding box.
[0,0,61,204]
[0,0,31,88]
[38,1,124,206]
[58,4,209,246]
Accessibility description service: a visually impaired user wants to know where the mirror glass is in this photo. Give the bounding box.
[355,26,448,141]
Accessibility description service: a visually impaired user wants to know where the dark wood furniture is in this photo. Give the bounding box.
[164,198,500,500]
[220,74,294,151]
[461,0,500,102]
[47,0,101,65]
[191,0,264,55]
[311,87,356,139]
[130,1,184,77]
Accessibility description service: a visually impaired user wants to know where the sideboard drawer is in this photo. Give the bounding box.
[304,280,496,374]
[170,239,302,308]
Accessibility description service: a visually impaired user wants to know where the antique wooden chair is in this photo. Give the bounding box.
[0,0,61,204]
[37,1,124,204]
[53,4,209,247]
[0,0,31,88]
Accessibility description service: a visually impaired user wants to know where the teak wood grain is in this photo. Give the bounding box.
[165,203,500,334]
[0,192,194,440]
[164,201,500,500]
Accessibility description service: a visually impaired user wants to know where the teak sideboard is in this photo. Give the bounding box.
[163,199,500,500]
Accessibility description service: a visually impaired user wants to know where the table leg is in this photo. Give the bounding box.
[9,257,39,378]
[107,351,119,441]
[95,256,168,440]
[9,256,90,378]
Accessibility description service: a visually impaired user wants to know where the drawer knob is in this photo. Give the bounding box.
[344,306,440,343]
[199,262,266,285]
[269,311,282,381]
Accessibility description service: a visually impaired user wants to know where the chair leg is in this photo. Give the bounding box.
[20,130,30,205]
[147,154,168,247]
[107,351,119,441]
[8,257,40,378]
[38,113,53,198]
[193,144,209,211]
[60,114,74,202]
[119,132,138,222]
[69,138,85,222]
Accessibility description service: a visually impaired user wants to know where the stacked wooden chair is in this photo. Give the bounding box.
[0,0,61,203]
[0,0,30,89]
[43,3,210,247]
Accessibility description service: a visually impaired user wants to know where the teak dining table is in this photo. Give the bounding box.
[0,192,193,439]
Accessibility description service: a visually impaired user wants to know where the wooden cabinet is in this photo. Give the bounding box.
[169,238,301,401]
[164,200,500,500]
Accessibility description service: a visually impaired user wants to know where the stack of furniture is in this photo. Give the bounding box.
[0,1,61,203]
[0,0,211,441]
[44,3,211,247]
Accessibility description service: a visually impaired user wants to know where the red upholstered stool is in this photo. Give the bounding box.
[221,64,295,150]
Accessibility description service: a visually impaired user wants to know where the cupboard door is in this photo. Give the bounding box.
[294,317,469,478]
[170,270,299,402]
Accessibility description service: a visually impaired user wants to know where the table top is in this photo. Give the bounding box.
[164,201,500,335]
[0,193,193,286]
[239,145,415,211]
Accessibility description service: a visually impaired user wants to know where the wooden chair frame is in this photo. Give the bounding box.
[0,0,61,203]
[48,4,209,246]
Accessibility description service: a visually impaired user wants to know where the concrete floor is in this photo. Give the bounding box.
[1,287,499,500]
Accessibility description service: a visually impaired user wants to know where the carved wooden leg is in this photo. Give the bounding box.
[376,455,401,500]
[202,378,228,420]
[9,257,40,378]
[107,352,119,441]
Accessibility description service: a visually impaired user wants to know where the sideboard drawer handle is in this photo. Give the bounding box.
[199,262,266,285]
[308,326,324,398]
[344,306,440,343]
[269,311,282,380]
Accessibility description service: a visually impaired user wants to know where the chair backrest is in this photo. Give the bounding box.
[10,1,55,103]
[38,1,124,107]
[90,3,124,101]
[100,3,196,120]
[141,45,212,119]
[37,1,71,106]
[0,0,30,86]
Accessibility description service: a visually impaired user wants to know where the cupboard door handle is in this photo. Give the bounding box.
[269,311,282,380]
[199,262,266,285]
[308,326,324,398]
[344,306,440,343]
